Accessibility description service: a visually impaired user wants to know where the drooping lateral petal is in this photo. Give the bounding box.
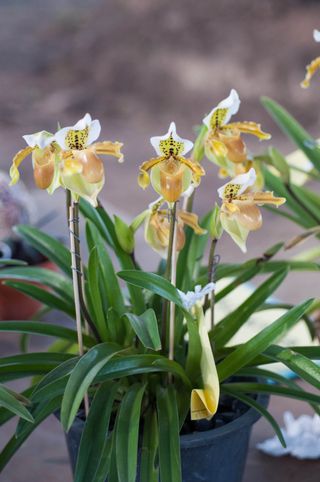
[93,141,124,162]
[176,156,205,185]
[223,121,271,140]
[301,56,320,88]
[138,156,166,189]
[9,146,33,185]
[191,306,220,420]
[178,211,207,235]
[251,191,286,206]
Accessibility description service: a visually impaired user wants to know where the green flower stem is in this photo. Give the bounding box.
[207,238,218,331]
[161,202,177,354]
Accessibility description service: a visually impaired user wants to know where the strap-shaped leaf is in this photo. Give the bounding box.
[0,384,33,423]
[118,270,183,307]
[3,281,75,317]
[222,382,320,405]
[0,321,94,347]
[221,385,286,447]
[74,381,119,482]
[61,343,120,431]
[124,309,161,350]
[116,383,146,482]
[213,269,288,348]
[86,221,126,316]
[261,96,320,170]
[0,352,74,381]
[87,247,109,340]
[215,264,261,303]
[0,396,61,472]
[265,345,320,390]
[140,409,159,482]
[15,224,72,276]
[157,385,182,482]
[0,267,73,302]
[217,299,314,381]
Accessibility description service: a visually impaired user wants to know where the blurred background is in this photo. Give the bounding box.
[0,1,320,480]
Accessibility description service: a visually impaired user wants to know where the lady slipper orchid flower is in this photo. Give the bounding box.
[218,168,286,252]
[203,89,271,177]
[301,29,320,88]
[54,113,123,206]
[144,198,206,257]
[10,131,59,193]
[138,122,205,203]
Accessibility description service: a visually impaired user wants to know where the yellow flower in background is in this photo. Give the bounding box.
[301,30,320,88]
[54,113,123,206]
[144,198,206,257]
[203,89,271,178]
[138,122,205,203]
[10,114,123,206]
[218,168,286,252]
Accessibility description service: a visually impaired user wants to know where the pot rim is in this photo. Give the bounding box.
[180,392,269,448]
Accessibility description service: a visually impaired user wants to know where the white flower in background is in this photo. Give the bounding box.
[258,411,320,459]
[313,29,320,42]
[217,167,257,200]
[178,283,215,310]
[203,89,241,129]
[54,113,101,151]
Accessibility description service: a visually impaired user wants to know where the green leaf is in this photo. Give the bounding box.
[124,309,161,350]
[261,97,320,170]
[116,383,146,482]
[86,222,126,316]
[212,269,288,348]
[265,345,320,390]
[0,259,27,266]
[118,270,183,307]
[0,321,95,348]
[221,385,286,447]
[15,224,72,276]
[0,267,73,302]
[61,343,120,431]
[0,396,61,472]
[215,264,261,303]
[157,385,182,482]
[222,382,320,405]
[268,147,290,183]
[74,381,119,482]
[114,215,135,254]
[217,299,314,381]
[3,281,75,318]
[0,352,75,381]
[140,409,159,482]
[87,247,108,340]
[0,384,34,422]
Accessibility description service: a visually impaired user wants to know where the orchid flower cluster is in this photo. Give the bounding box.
[9,91,286,422]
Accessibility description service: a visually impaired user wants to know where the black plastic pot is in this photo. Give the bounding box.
[64,391,268,482]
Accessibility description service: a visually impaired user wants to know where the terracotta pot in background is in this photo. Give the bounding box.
[0,260,56,320]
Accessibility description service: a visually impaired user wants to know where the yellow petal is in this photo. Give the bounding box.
[9,146,33,185]
[224,121,271,140]
[151,158,192,202]
[301,56,320,88]
[177,156,206,185]
[251,191,286,206]
[190,306,220,420]
[93,141,124,163]
[179,210,207,235]
[205,134,228,161]
[138,157,165,190]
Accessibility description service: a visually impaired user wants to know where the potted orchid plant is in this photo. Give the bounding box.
[0,90,319,482]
